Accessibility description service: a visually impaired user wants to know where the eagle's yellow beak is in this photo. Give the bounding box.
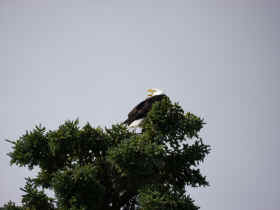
[147,89,155,97]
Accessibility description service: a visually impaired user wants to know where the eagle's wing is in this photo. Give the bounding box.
[124,95,166,125]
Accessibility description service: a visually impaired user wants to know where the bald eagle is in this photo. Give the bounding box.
[124,88,166,128]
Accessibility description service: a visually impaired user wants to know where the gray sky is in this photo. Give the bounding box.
[1,1,279,209]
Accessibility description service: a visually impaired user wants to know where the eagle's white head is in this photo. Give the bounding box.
[147,88,164,97]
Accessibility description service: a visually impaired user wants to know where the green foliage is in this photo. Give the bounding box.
[1,201,22,210]
[52,165,105,210]
[138,185,199,210]
[21,178,55,210]
[7,97,210,210]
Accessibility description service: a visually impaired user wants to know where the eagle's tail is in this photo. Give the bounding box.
[127,119,143,128]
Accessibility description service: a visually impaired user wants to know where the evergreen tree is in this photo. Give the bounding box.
[7,97,210,210]
[1,201,22,210]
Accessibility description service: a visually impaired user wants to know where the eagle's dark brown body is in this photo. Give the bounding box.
[124,94,166,126]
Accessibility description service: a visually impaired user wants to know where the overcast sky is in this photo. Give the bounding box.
[1,1,280,209]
